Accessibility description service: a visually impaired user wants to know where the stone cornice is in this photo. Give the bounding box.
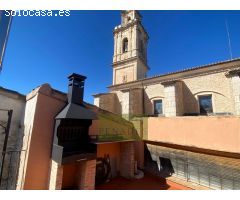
[92,93,115,97]
[113,20,138,33]
[225,67,240,77]
[113,20,149,39]
[112,56,149,69]
[161,80,182,86]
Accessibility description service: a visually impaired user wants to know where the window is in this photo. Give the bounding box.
[153,99,163,115]
[199,95,213,114]
[122,38,128,53]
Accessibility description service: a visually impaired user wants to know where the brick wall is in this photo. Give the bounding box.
[120,142,135,178]
[76,160,96,190]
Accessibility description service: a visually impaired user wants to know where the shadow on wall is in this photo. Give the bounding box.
[182,82,199,116]
[114,94,122,115]
[88,102,141,142]
[144,143,174,179]
[143,83,199,116]
[143,90,153,116]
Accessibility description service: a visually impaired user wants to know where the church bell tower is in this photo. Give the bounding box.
[112,10,149,85]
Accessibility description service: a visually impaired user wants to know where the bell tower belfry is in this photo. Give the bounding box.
[112,10,149,85]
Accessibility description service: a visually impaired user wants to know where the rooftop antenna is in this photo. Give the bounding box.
[225,20,233,60]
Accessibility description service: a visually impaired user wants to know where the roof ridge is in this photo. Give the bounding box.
[145,57,240,80]
[0,86,25,97]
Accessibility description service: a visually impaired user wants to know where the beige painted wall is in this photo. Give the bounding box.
[147,116,240,153]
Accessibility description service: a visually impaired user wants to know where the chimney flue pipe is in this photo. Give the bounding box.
[67,73,86,105]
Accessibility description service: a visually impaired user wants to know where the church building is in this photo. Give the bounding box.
[93,10,240,118]
[93,10,240,190]
[1,10,240,190]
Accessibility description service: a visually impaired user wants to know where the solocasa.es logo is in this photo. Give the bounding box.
[0,10,12,71]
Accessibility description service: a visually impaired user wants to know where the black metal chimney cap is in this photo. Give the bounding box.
[68,73,86,81]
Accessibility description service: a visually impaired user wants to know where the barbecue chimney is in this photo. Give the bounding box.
[68,73,86,104]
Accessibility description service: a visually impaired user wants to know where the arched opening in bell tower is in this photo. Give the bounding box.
[122,38,128,53]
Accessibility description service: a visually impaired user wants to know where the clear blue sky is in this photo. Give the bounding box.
[1,10,240,103]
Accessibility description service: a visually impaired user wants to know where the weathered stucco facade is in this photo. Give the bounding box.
[0,87,25,189]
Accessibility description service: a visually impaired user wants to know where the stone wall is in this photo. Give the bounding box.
[162,83,177,117]
[175,81,184,116]
[114,64,136,85]
[144,83,165,116]
[122,90,130,118]
[230,75,240,115]
[109,63,240,117]
[183,71,234,114]
[129,88,143,116]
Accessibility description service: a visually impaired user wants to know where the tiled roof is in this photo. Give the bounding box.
[146,57,240,80]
